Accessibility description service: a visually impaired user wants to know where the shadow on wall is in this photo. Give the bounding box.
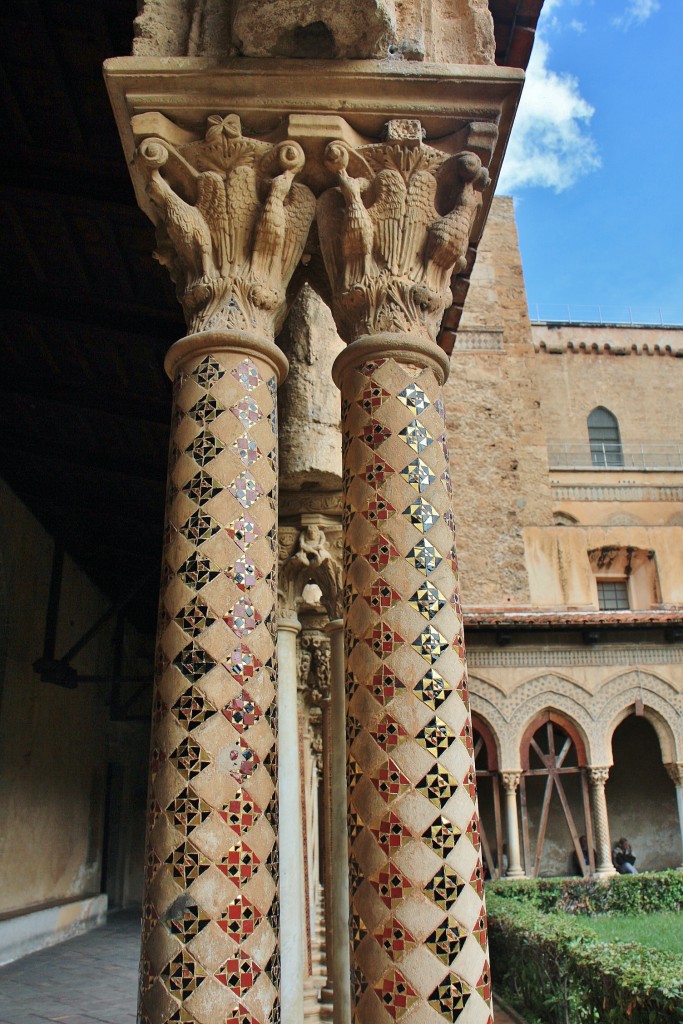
[607,715,679,871]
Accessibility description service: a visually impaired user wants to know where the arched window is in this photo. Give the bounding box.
[588,407,623,467]
[519,712,592,877]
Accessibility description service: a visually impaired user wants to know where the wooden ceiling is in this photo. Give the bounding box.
[0,0,182,629]
[0,0,542,634]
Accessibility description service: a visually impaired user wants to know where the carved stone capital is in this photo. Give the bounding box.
[279,522,344,620]
[317,121,490,345]
[135,114,315,339]
[501,771,522,793]
[298,629,332,706]
[666,762,683,787]
[587,766,611,788]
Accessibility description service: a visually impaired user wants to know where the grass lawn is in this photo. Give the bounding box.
[583,911,683,954]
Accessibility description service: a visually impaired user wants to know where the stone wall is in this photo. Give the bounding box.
[0,480,113,916]
[524,525,683,608]
[132,0,495,63]
[446,196,553,608]
[532,328,683,449]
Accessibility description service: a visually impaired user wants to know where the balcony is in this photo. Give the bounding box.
[547,442,683,471]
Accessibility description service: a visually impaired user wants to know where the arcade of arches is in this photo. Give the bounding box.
[473,702,683,881]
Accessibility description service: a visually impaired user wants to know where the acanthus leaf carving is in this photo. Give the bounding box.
[501,771,522,793]
[317,120,490,345]
[136,115,316,339]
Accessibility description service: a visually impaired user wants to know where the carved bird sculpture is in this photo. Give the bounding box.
[225,164,261,271]
[146,169,218,290]
[424,152,490,294]
[399,169,437,276]
[368,169,406,275]
[323,142,375,291]
[251,168,296,293]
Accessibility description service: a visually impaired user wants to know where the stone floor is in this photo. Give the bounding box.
[0,913,139,1024]
[0,913,522,1024]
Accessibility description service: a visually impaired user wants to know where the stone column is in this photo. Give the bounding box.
[587,767,616,879]
[135,116,314,1024]
[278,614,306,1024]
[318,126,493,1023]
[325,618,352,1024]
[665,763,683,868]
[501,772,525,879]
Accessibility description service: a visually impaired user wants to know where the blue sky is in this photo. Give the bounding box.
[497,0,683,323]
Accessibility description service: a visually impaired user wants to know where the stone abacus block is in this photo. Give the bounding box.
[341,357,492,1024]
[140,351,280,1024]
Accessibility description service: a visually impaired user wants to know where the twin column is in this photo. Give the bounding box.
[137,116,494,1024]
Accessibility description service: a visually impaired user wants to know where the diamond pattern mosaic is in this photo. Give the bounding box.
[341,357,492,1024]
[140,352,280,1024]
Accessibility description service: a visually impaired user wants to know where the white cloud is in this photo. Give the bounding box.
[613,0,660,28]
[497,35,600,194]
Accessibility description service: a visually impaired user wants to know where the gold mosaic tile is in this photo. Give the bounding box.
[340,359,491,1023]
[140,353,280,1024]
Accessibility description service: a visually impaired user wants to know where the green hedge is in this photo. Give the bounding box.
[488,870,683,916]
[486,877,683,1024]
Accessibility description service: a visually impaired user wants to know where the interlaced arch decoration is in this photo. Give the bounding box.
[597,670,682,764]
[519,711,595,878]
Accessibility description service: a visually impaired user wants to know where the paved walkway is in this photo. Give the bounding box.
[0,913,138,1024]
[0,913,522,1023]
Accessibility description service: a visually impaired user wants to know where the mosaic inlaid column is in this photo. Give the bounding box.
[318,124,493,1024]
[587,767,616,879]
[135,115,314,1024]
[500,773,525,880]
[665,763,683,868]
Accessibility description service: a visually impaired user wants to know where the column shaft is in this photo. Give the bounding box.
[326,619,352,1024]
[501,774,525,879]
[141,344,283,1024]
[338,351,492,1023]
[666,764,683,868]
[278,617,307,1024]
[588,768,615,879]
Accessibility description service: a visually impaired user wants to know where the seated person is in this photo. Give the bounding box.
[612,836,638,874]
[572,834,595,875]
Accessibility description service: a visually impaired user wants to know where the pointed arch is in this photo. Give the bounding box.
[520,709,588,771]
[587,406,623,467]
[472,712,500,772]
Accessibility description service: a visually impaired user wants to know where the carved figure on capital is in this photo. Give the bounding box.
[279,524,343,620]
[135,114,315,337]
[317,119,490,344]
[666,763,683,787]
[295,524,334,567]
[588,766,611,788]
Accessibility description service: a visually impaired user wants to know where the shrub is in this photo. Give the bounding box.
[487,869,683,916]
[487,885,683,1024]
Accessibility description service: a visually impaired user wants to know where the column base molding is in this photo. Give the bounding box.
[332,332,450,388]
[165,329,289,383]
[593,867,617,880]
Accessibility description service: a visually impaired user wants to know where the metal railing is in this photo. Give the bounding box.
[547,442,683,471]
[530,304,683,327]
